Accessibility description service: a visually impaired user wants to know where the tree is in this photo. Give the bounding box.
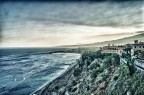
[127,58,136,76]
[111,54,120,65]
[90,69,97,79]
[89,61,99,70]
[103,56,112,68]
[73,68,81,77]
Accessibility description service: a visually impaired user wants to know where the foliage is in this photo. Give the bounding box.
[113,75,119,81]
[108,61,144,95]
[102,54,120,68]
[122,53,131,59]
[81,50,103,63]
[71,80,77,86]
[111,54,120,65]
[89,61,100,70]
[103,56,112,68]
[73,67,81,77]
[90,69,97,79]
[81,51,120,69]
[127,61,136,76]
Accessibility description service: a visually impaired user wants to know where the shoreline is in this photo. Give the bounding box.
[0,49,81,95]
[32,55,80,95]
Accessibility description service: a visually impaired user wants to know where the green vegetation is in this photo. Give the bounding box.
[73,67,81,77]
[102,54,120,68]
[122,52,136,76]
[89,61,100,70]
[67,50,144,95]
[79,50,144,95]
[81,51,120,67]
[111,54,120,65]
[90,69,98,79]
[108,61,144,95]
[80,51,120,81]
[81,50,103,62]
[122,53,131,59]
[127,60,136,76]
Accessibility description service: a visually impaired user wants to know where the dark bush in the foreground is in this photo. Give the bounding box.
[71,80,77,86]
[73,68,81,77]
[111,54,120,65]
[102,54,120,68]
[89,61,99,70]
[90,69,97,79]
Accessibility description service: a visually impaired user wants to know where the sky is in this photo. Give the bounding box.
[0,0,144,47]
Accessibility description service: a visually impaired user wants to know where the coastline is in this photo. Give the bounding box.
[32,54,80,95]
[0,48,81,95]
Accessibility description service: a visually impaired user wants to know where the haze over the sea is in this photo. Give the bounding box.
[0,0,144,47]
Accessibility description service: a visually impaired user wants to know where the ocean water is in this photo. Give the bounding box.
[0,48,81,95]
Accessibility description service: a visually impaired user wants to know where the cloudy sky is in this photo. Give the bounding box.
[0,0,144,47]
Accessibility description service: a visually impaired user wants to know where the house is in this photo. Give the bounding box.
[130,40,144,56]
[123,44,132,55]
[100,40,144,57]
[100,44,125,55]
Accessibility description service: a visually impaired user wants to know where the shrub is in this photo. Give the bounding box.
[81,50,103,63]
[122,53,131,59]
[111,54,120,65]
[89,61,98,70]
[102,54,120,68]
[96,67,103,73]
[90,69,97,79]
[73,68,81,77]
[113,75,119,81]
[71,87,77,92]
[103,56,112,68]
[71,80,77,86]
[127,61,136,76]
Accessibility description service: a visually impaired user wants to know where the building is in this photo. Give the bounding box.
[100,40,144,56]
[123,44,132,55]
[100,44,125,55]
[130,40,144,56]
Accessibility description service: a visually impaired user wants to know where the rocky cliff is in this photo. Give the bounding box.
[34,51,144,95]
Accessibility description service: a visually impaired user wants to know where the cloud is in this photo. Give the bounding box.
[0,1,143,47]
[0,0,142,2]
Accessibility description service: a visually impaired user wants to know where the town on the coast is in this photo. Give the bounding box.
[100,40,144,70]
[101,40,144,59]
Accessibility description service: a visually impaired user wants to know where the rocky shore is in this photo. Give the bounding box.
[32,59,79,95]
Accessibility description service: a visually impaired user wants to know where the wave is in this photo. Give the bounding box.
[0,50,81,95]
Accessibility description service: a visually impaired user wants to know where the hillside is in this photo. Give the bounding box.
[34,51,144,95]
[60,33,144,48]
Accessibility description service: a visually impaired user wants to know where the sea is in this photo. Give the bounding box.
[0,48,81,95]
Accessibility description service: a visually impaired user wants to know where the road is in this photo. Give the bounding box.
[120,57,144,71]
[134,59,144,71]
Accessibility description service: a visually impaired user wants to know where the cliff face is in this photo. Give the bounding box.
[34,51,144,95]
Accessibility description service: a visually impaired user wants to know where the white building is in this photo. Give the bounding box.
[101,40,144,56]
[100,44,124,55]
[131,40,144,56]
